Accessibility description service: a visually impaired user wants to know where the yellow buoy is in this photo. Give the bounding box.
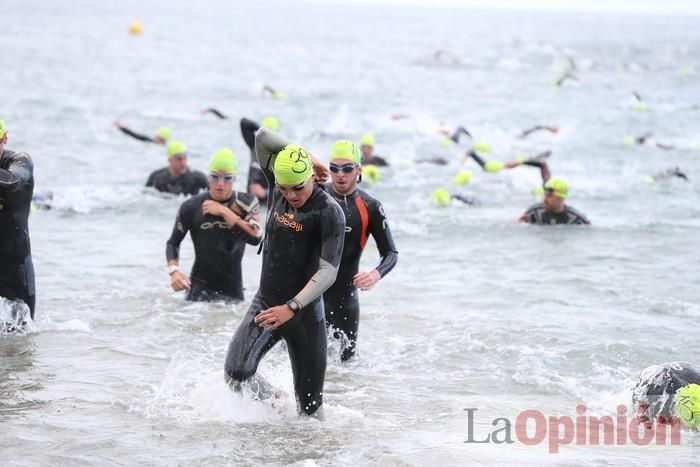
[129,21,144,36]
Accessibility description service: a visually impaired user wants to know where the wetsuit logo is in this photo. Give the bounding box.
[201,221,234,230]
[345,226,352,233]
[273,211,303,232]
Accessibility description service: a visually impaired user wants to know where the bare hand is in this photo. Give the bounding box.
[113,121,123,129]
[353,270,381,291]
[202,200,230,218]
[310,155,330,184]
[254,304,294,331]
[171,271,191,291]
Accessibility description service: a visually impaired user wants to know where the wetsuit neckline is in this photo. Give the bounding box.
[207,191,236,205]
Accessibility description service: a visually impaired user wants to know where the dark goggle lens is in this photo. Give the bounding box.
[210,173,234,182]
[276,181,308,192]
[330,163,358,173]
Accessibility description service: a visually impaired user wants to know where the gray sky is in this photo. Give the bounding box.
[305,0,700,16]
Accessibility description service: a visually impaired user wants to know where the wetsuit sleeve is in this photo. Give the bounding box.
[240,118,261,151]
[233,195,262,246]
[146,170,156,187]
[118,126,154,143]
[368,201,398,278]
[205,108,228,119]
[166,201,194,262]
[0,152,33,192]
[293,201,346,309]
[254,128,292,186]
[450,126,472,143]
[467,150,486,169]
[522,160,551,183]
[519,206,536,223]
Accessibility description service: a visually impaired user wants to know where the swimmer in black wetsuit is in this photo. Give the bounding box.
[519,125,559,139]
[114,122,171,145]
[359,133,389,167]
[646,167,689,183]
[224,128,345,417]
[520,176,590,225]
[632,362,700,425]
[0,119,36,327]
[324,140,398,361]
[468,149,552,175]
[166,148,261,302]
[146,140,209,196]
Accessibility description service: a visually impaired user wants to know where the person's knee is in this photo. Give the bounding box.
[224,358,256,384]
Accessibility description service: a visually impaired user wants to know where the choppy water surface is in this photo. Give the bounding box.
[2,0,700,465]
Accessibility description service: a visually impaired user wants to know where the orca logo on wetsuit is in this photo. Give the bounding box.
[201,221,234,230]
[345,226,352,233]
[272,211,304,232]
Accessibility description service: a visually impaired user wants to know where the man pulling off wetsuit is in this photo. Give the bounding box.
[325,140,398,361]
[0,118,36,327]
[166,149,261,302]
[146,140,209,196]
[224,128,345,417]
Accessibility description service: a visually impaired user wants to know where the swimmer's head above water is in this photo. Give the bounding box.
[208,148,238,200]
[274,144,315,209]
[543,176,568,213]
[154,127,172,144]
[166,140,189,176]
[329,140,361,195]
[359,133,375,162]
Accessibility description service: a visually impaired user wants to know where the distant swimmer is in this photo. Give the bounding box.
[31,191,53,211]
[631,132,675,150]
[555,71,579,87]
[359,133,389,167]
[166,149,261,302]
[467,149,552,175]
[519,177,590,225]
[632,362,700,426]
[261,85,285,100]
[519,125,559,139]
[433,49,461,65]
[145,141,209,196]
[224,128,345,418]
[646,167,689,183]
[444,126,472,144]
[241,116,281,202]
[325,140,398,361]
[114,121,171,145]
[431,187,480,207]
[0,118,36,327]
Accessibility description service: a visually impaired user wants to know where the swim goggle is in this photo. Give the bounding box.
[329,162,358,173]
[171,153,186,160]
[276,178,310,192]
[210,172,235,182]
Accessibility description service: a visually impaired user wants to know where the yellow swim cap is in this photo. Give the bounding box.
[634,102,647,112]
[360,133,375,147]
[623,136,634,146]
[330,140,361,164]
[473,141,491,153]
[363,164,381,182]
[484,160,504,173]
[129,21,143,36]
[432,188,451,207]
[454,170,473,186]
[532,185,545,196]
[156,127,172,142]
[0,118,6,139]
[167,140,187,159]
[544,176,569,199]
[209,148,238,174]
[676,384,700,430]
[440,137,454,146]
[274,144,312,185]
[261,116,280,131]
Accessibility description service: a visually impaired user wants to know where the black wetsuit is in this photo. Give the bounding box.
[0,150,36,321]
[166,192,261,302]
[225,128,345,416]
[364,156,389,167]
[632,362,700,422]
[325,187,398,361]
[520,202,590,225]
[240,118,269,202]
[146,167,209,196]
[449,126,472,143]
[118,126,159,143]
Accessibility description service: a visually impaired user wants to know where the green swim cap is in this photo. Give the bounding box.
[432,187,451,207]
[209,148,238,174]
[261,116,280,131]
[544,176,569,199]
[0,118,6,139]
[473,141,491,153]
[643,175,655,184]
[440,137,454,146]
[274,144,313,185]
[156,127,172,141]
[623,136,634,146]
[634,102,647,112]
[484,160,504,173]
[363,164,381,182]
[532,185,545,196]
[330,140,361,164]
[360,133,375,147]
[675,384,700,430]
[167,140,187,159]
[454,170,473,186]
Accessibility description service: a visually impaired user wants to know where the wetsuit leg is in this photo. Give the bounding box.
[0,257,35,321]
[324,284,360,362]
[282,301,327,415]
[187,278,243,303]
[224,295,281,384]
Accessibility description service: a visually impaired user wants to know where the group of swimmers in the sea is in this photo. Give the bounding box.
[1,104,697,425]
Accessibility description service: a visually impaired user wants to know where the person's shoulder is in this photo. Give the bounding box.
[235,191,259,212]
[357,188,382,209]
[525,202,545,214]
[182,191,207,207]
[373,156,389,166]
[565,204,590,224]
[150,167,169,178]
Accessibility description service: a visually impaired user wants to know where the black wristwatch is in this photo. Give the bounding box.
[286,299,301,314]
